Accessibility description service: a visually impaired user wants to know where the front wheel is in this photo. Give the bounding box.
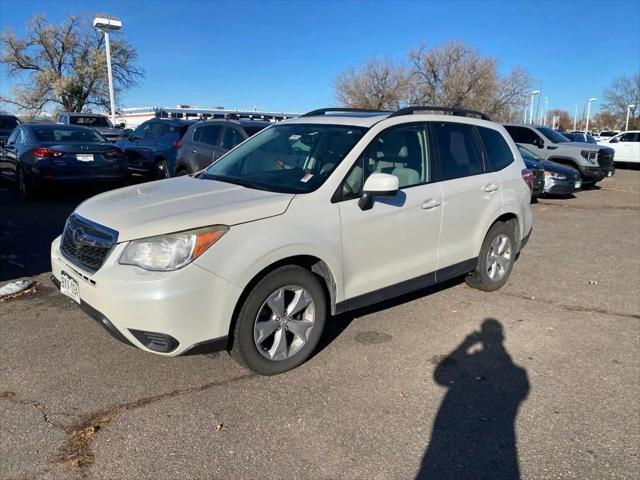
[153,159,170,179]
[466,222,516,292]
[230,265,326,375]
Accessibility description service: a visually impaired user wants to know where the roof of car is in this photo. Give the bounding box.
[26,123,95,130]
[66,112,107,117]
[194,119,272,128]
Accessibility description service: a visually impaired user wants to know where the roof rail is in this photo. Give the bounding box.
[388,106,491,121]
[300,107,391,117]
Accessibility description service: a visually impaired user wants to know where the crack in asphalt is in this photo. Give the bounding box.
[1,372,255,477]
[57,372,255,471]
[0,391,68,430]
[497,291,640,320]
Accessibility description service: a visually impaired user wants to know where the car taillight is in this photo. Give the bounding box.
[104,148,124,157]
[173,140,182,150]
[521,168,534,192]
[31,147,63,158]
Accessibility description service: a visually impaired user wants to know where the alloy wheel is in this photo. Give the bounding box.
[486,234,512,282]
[253,285,316,361]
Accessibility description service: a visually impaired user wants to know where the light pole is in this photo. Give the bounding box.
[540,96,548,125]
[529,90,540,125]
[573,105,578,131]
[585,97,597,133]
[93,16,122,125]
[626,104,635,131]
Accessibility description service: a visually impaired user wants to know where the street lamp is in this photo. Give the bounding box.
[540,96,548,125]
[529,90,540,125]
[93,16,122,125]
[573,105,578,131]
[626,104,635,131]
[585,97,597,133]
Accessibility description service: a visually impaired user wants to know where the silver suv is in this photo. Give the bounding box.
[51,106,533,375]
[504,124,614,185]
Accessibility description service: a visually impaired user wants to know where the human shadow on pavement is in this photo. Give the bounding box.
[416,318,530,480]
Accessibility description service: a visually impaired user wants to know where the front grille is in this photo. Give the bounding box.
[60,215,118,272]
[597,149,614,167]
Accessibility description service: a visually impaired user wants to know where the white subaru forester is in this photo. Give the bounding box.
[51,106,533,375]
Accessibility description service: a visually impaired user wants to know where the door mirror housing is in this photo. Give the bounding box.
[358,173,399,211]
[117,122,126,129]
[533,138,544,149]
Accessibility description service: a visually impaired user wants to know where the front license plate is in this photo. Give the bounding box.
[575,181,582,189]
[60,271,80,304]
[76,153,94,162]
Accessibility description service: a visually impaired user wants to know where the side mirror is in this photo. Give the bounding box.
[533,138,544,149]
[358,173,399,211]
[118,122,126,129]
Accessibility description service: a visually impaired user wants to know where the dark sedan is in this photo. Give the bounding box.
[0,114,21,144]
[522,156,545,200]
[517,144,582,196]
[0,124,126,198]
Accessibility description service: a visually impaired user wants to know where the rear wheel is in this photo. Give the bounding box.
[17,167,37,199]
[230,265,326,375]
[154,159,169,179]
[466,222,516,292]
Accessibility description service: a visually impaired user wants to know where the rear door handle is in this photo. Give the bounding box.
[483,183,499,193]
[421,199,441,210]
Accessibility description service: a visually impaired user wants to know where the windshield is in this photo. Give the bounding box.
[33,127,108,143]
[69,116,113,128]
[536,127,569,143]
[517,144,543,162]
[0,117,19,130]
[201,123,366,193]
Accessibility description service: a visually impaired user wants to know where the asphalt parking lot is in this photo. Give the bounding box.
[1,169,639,480]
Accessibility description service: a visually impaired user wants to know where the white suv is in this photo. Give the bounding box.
[51,106,533,375]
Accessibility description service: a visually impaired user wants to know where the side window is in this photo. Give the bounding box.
[477,127,514,171]
[132,123,149,140]
[200,125,222,146]
[340,123,430,199]
[430,122,484,181]
[618,132,639,142]
[146,122,165,139]
[221,127,244,149]
[505,126,540,145]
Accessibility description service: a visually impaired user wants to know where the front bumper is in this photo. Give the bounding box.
[50,236,242,356]
[578,165,615,183]
[544,177,582,195]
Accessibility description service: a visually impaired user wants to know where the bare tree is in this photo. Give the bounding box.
[602,73,640,129]
[334,58,408,110]
[333,41,533,122]
[591,111,620,131]
[547,109,573,131]
[1,14,143,116]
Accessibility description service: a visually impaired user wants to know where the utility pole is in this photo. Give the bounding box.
[573,105,578,131]
[626,104,635,131]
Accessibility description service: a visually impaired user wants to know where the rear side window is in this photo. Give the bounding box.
[194,125,222,145]
[619,132,640,142]
[221,127,244,149]
[477,127,514,171]
[146,122,165,138]
[430,122,484,181]
[504,126,541,145]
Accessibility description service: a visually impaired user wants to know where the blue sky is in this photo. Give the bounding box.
[1,0,638,115]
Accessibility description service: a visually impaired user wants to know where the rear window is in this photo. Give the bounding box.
[477,127,514,171]
[0,116,19,130]
[69,116,112,128]
[33,127,106,143]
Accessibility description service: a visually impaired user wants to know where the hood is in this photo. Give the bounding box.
[74,176,295,242]
[559,141,599,150]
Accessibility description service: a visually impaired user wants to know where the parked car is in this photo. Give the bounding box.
[51,106,533,375]
[519,152,545,200]
[115,118,195,179]
[596,130,620,142]
[175,119,270,175]
[503,124,614,185]
[598,131,640,165]
[0,124,126,198]
[563,132,598,144]
[0,114,21,144]
[57,113,124,142]
[516,144,582,196]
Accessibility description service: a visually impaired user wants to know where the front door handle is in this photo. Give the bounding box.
[421,199,441,210]
[191,148,197,154]
[483,183,499,193]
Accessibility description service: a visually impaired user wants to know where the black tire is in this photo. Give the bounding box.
[17,167,37,199]
[154,158,170,179]
[466,222,516,292]
[230,265,326,375]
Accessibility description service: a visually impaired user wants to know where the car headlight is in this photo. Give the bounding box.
[119,226,229,271]
[580,150,596,164]
[544,171,567,180]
